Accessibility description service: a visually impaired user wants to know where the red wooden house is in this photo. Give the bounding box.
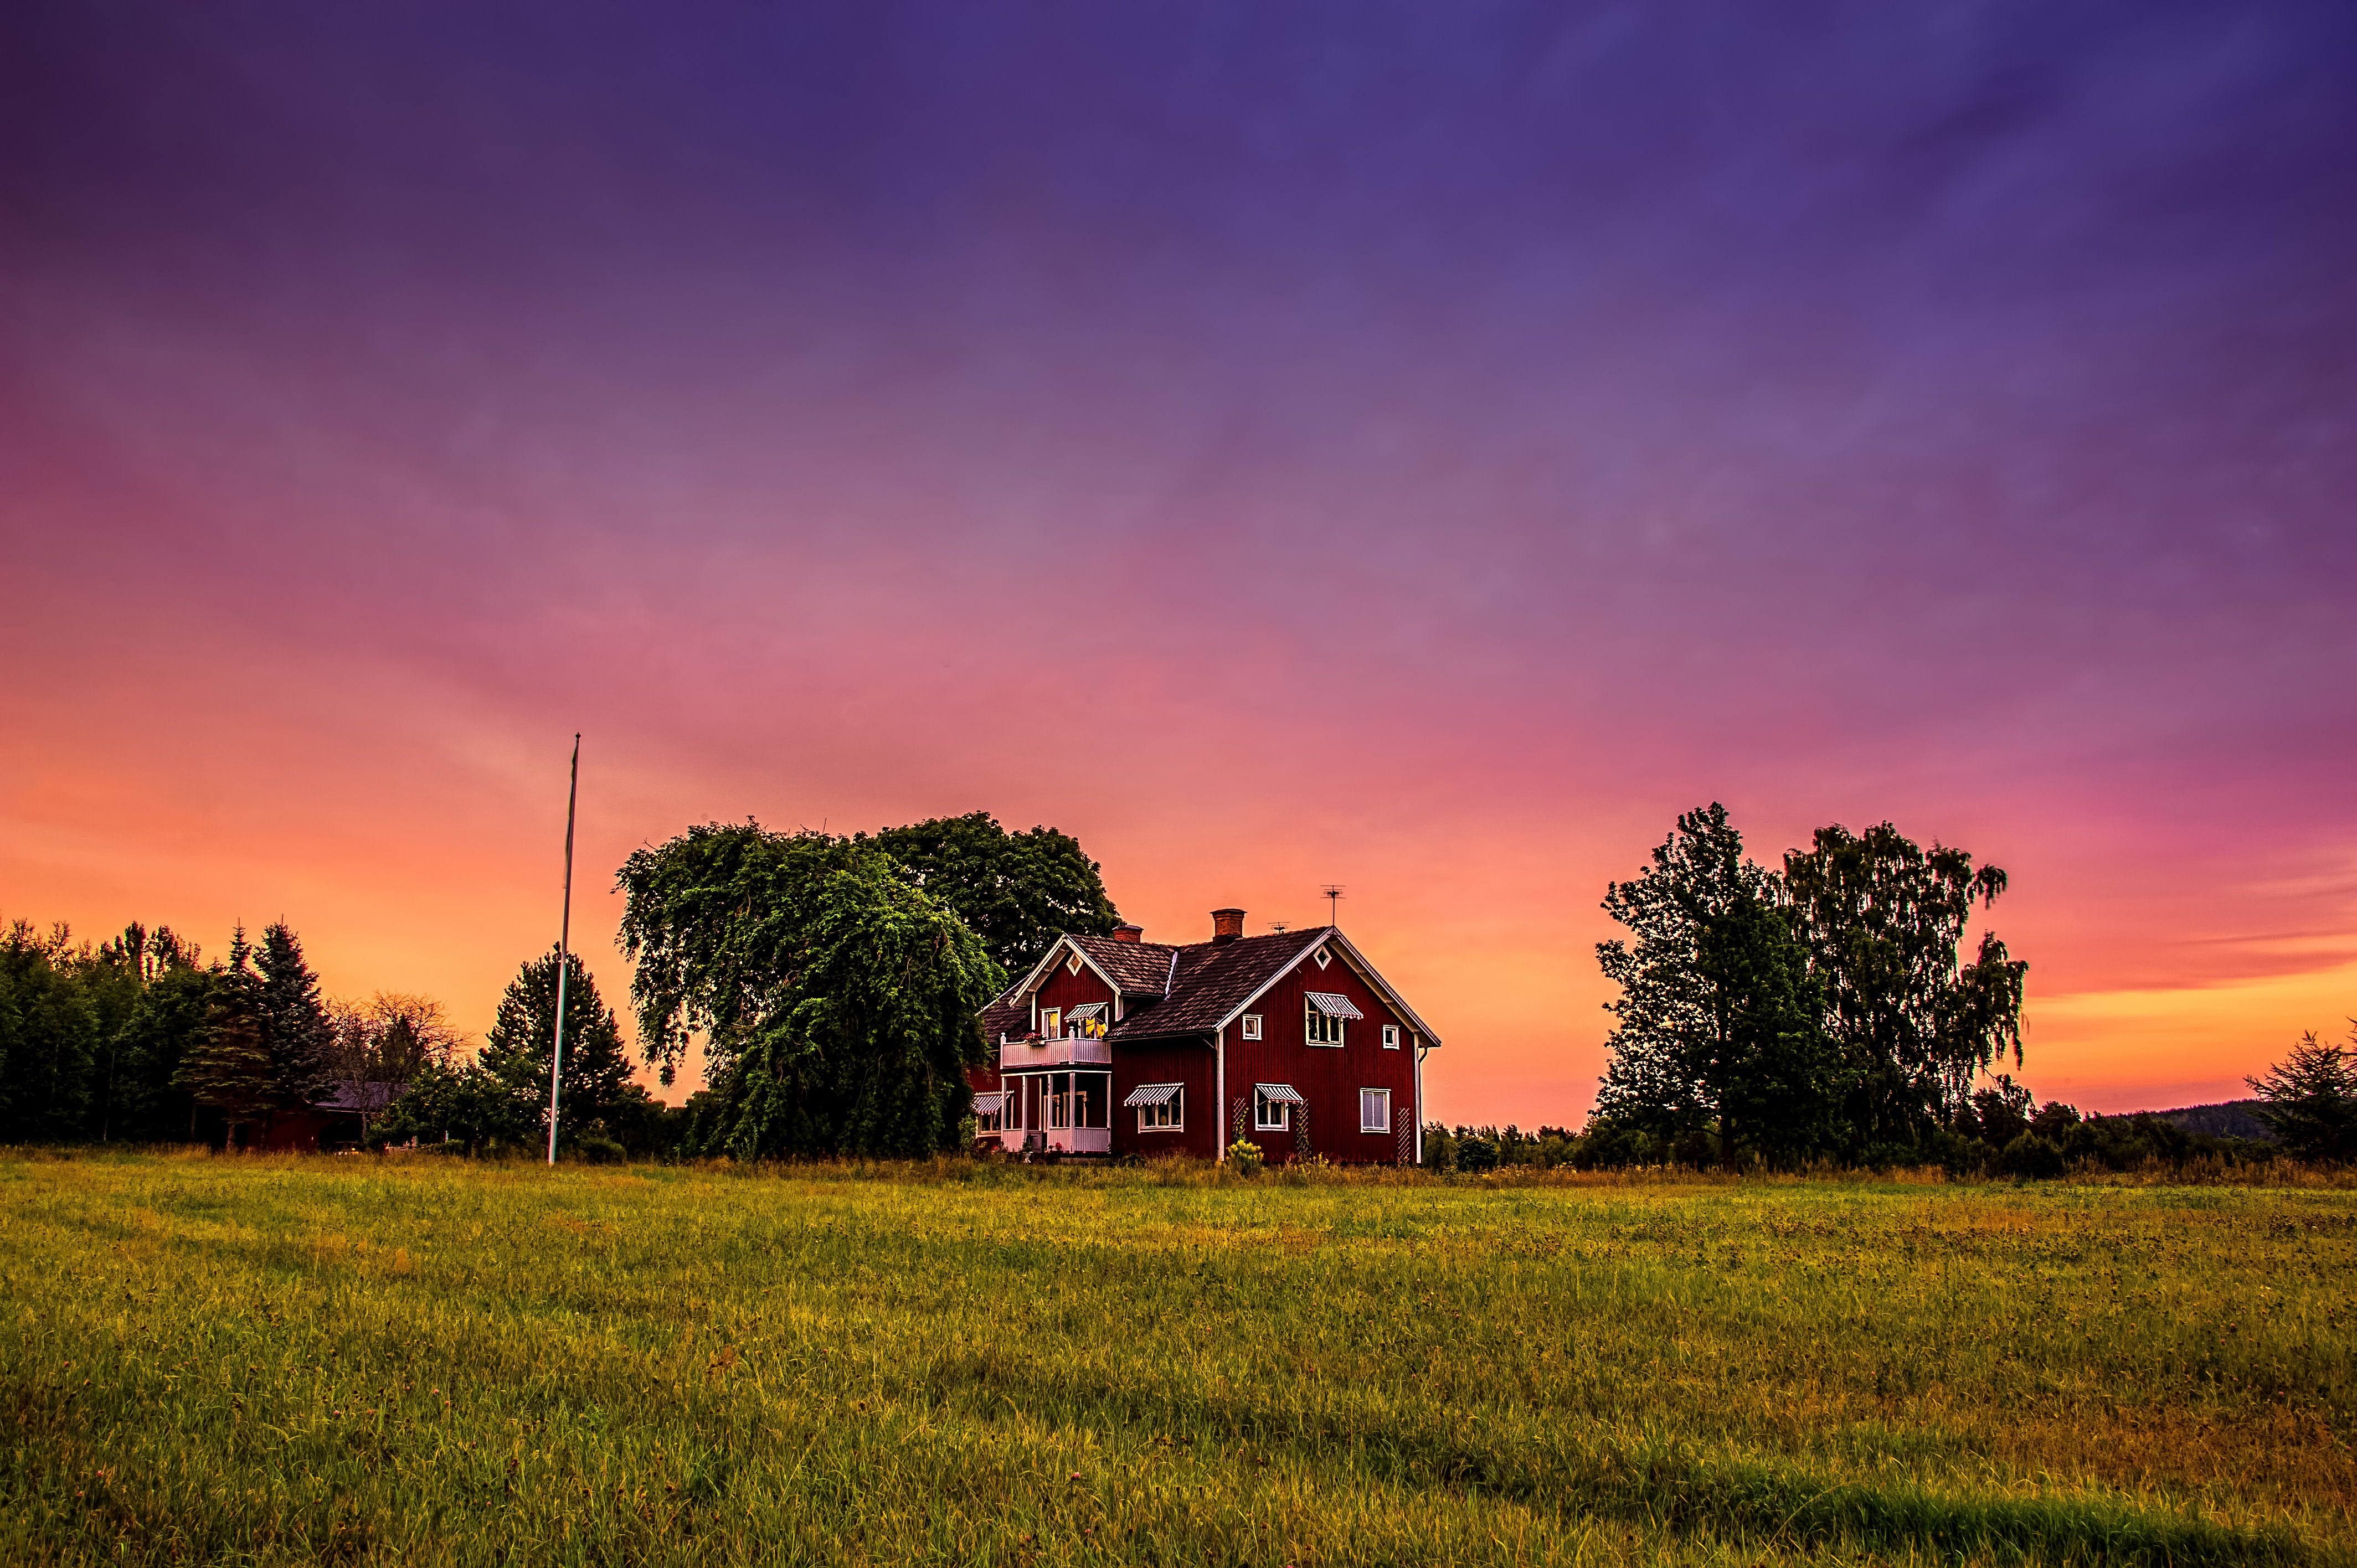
[970,908,1438,1163]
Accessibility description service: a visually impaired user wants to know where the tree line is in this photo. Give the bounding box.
[0,812,1118,1158]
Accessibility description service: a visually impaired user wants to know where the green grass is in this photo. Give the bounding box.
[2,1153,2351,1566]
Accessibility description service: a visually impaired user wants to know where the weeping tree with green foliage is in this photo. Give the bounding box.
[864,811,1121,976]
[1593,804,1840,1167]
[617,823,1003,1159]
[1781,822,2026,1157]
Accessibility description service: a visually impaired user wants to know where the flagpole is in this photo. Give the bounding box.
[547,734,579,1167]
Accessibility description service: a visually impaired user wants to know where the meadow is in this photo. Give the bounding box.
[2,1153,2351,1567]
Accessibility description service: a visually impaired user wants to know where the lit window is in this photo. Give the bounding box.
[1241,1014,1262,1040]
[1039,1008,1061,1039]
[1382,1025,1400,1049]
[1305,1000,1345,1046]
[1360,1089,1391,1133]
[1254,1089,1290,1131]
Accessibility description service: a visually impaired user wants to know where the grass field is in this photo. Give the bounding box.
[2,1153,2351,1566]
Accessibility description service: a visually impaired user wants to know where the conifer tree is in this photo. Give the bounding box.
[477,948,635,1146]
[176,927,276,1148]
[255,921,332,1111]
[2247,1028,2357,1162]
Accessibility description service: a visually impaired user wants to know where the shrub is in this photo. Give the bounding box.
[1224,1137,1264,1178]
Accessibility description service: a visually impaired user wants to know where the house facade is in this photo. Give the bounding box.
[970,908,1438,1163]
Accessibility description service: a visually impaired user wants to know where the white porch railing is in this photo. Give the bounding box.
[999,1036,1112,1070]
[998,1126,1111,1155]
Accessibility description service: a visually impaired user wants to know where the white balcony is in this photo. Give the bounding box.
[1000,1035,1111,1070]
[997,1126,1112,1156]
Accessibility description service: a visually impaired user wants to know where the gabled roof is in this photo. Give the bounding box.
[979,925,1442,1049]
[1107,930,1327,1039]
[1066,932,1186,996]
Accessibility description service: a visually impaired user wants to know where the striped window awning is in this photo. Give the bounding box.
[972,1091,1006,1112]
[1254,1082,1305,1105]
[1304,991,1364,1019]
[1066,1002,1107,1022]
[1122,1082,1183,1108]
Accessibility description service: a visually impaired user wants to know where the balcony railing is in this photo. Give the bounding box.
[999,1035,1112,1069]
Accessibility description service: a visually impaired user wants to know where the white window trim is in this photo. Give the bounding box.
[1360,1088,1391,1133]
[1137,1089,1184,1133]
[1240,1014,1262,1040]
[1382,1024,1400,1049]
[1254,1091,1290,1132]
[1305,999,1344,1047]
[1039,1008,1061,1039]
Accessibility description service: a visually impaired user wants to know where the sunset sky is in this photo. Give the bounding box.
[4,2,2353,1122]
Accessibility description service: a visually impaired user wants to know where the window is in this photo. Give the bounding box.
[975,1092,1005,1134]
[1126,1084,1183,1131]
[1305,1000,1344,1046]
[1240,1014,1262,1040]
[1382,1025,1401,1049]
[1360,1089,1391,1133]
[1038,1008,1060,1040]
[1254,1087,1294,1131]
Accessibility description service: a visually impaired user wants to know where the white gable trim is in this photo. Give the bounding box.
[1213,929,1443,1048]
[994,935,1125,1015]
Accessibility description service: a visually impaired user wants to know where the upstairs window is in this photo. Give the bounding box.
[1038,1008,1061,1040]
[1382,1025,1401,1049]
[1240,1014,1262,1040]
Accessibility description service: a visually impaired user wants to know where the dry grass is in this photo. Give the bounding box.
[2,1149,2350,1565]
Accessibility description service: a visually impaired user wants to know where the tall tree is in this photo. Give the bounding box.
[0,921,99,1143]
[1593,805,1840,1165]
[2247,1028,2356,1162]
[867,812,1120,974]
[1781,823,2027,1153]
[476,950,636,1146]
[618,823,1001,1158]
[177,927,275,1148]
[255,921,333,1114]
[117,962,214,1143]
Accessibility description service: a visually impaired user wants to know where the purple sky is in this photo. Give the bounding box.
[4,1,2354,1118]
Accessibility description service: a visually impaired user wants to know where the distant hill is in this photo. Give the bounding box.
[2144,1100,2273,1141]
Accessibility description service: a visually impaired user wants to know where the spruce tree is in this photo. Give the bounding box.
[477,948,635,1146]
[177,927,276,1148]
[255,921,332,1111]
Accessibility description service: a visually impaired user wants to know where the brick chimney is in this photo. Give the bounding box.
[1110,924,1144,943]
[1210,908,1245,945]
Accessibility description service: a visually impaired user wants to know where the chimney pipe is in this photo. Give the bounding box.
[1110,924,1144,943]
[1210,908,1245,945]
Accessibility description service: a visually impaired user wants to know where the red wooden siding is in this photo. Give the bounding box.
[1227,941,1418,1164]
[1109,1038,1221,1160]
[1033,961,1119,1029]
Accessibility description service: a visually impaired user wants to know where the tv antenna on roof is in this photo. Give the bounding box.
[1320,885,1343,926]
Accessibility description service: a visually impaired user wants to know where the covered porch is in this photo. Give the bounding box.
[977,1068,1111,1156]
